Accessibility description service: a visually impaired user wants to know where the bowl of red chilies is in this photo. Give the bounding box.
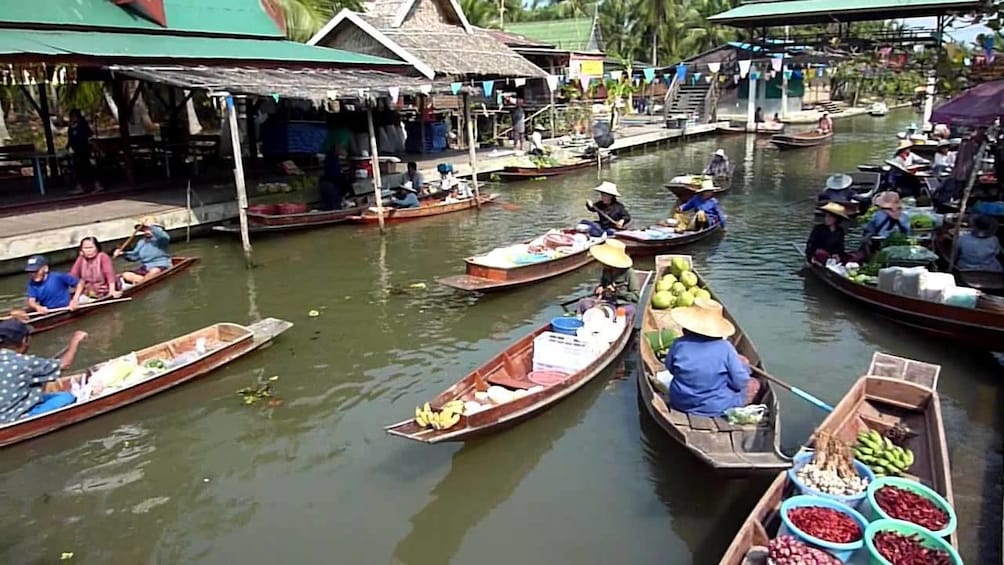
[864,519,962,565]
[865,477,958,539]
[778,494,868,562]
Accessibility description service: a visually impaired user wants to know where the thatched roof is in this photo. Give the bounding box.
[308,0,546,80]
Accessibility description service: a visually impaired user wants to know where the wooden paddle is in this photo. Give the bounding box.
[115,226,143,254]
[585,201,625,229]
[4,297,134,322]
[749,364,833,412]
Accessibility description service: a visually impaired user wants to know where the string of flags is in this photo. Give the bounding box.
[1,63,77,86]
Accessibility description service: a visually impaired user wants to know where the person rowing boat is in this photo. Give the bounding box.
[676,179,726,230]
[703,148,732,177]
[583,181,631,235]
[0,319,88,423]
[576,240,640,317]
[113,217,172,285]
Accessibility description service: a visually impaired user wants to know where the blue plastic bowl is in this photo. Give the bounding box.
[787,450,876,508]
[550,317,584,336]
[778,494,868,562]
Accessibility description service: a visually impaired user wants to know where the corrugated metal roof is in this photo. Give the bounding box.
[0,0,284,38]
[0,29,404,67]
[504,18,600,52]
[709,0,983,27]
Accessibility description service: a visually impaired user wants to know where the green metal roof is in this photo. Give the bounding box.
[708,0,984,27]
[504,18,600,52]
[0,29,403,67]
[0,0,284,38]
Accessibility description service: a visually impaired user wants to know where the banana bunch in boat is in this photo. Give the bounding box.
[414,401,464,430]
[853,429,914,477]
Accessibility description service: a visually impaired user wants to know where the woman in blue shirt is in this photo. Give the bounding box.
[665,298,760,417]
[863,191,911,240]
[389,182,420,208]
[957,215,1002,272]
[113,217,172,284]
[677,181,725,230]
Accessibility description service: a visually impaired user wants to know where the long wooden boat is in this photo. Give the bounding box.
[806,260,1004,350]
[385,270,653,443]
[769,131,833,150]
[0,317,292,447]
[615,223,723,256]
[638,255,789,472]
[814,171,881,216]
[497,154,610,179]
[212,208,361,235]
[664,175,731,200]
[348,194,498,223]
[933,236,1004,295]
[719,122,785,135]
[436,237,595,292]
[718,352,952,563]
[13,257,198,334]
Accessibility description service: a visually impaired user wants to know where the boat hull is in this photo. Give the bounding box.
[437,247,595,292]
[615,224,723,256]
[769,131,833,150]
[497,156,609,179]
[349,194,498,223]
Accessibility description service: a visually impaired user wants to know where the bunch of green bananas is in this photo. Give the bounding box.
[414,401,464,431]
[853,429,914,477]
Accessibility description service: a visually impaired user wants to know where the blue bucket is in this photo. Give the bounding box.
[550,317,583,336]
[778,494,868,562]
[787,450,876,508]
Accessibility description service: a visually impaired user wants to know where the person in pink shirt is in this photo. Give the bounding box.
[69,237,121,302]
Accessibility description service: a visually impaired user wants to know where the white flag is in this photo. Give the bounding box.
[738,59,752,78]
[707,62,721,74]
[545,75,559,91]
[420,84,432,94]
[388,86,400,103]
[514,78,526,86]
[771,56,783,72]
[610,70,623,80]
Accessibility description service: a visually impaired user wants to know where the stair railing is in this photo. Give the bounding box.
[702,75,720,123]
[662,73,681,124]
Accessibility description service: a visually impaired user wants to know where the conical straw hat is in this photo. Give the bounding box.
[589,240,632,269]
[670,297,736,338]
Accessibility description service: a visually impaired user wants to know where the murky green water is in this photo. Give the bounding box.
[0,111,1000,564]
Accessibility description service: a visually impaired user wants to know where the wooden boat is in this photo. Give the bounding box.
[436,235,595,293]
[13,257,198,334]
[769,131,833,150]
[718,352,952,564]
[212,207,363,235]
[615,223,723,256]
[933,236,1004,295]
[385,270,653,443]
[638,255,789,472]
[869,102,889,116]
[805,260,1004,350]
[814,172,881,216]
[664,175,731,200]
[0,318,292,447]
[497,154,610,179]
[348,194,498,223]
[719,122,785,135]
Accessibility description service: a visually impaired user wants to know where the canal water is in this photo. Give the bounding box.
[0,111,1000,564]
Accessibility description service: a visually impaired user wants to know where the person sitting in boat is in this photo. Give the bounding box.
[443,178,472,204]
[435,163,456,194]
[816,112,833,134]
[113,218,171,285]
[0,319,88,423]
[582,181,631,235]
[817,174,855,206]
[69,237,121,303]
[677,180,725,230]
[805,203,850,263]
[886,141,929,197]
[772,113,781,124]
[576,240,640,317]
[389,181,420,209]
[25,255,84,314]
[931,141,956,175]
[664,298,760,418]
[957,215,1003,272]
[703,149,731,177]
[528,124,547,156]
[863,191,911,243]
[754,107,764,124]
[403,161,425,194]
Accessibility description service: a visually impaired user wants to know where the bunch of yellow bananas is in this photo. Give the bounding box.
[414,400,464,431]
[853,429,914,477]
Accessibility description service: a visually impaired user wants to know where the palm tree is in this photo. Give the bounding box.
[274,0,365,42]
[460,0,498,28]
[638,0,673,65]
[598,0,642,62]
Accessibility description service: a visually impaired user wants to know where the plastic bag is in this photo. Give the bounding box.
[725,404,767,425]
[882,245,938,263]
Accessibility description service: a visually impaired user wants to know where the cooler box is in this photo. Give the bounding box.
[919,272,955,302]
[878,267,905,294]
[898,266,928,298]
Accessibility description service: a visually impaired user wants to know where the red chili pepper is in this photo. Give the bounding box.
[787,506,862,544]
[873,531,952,564]
[875,486,950,531]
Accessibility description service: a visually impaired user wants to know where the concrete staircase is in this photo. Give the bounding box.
[666,83,711,119]
[818,100,844,114]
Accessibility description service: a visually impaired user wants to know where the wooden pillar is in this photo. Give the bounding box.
[245,98,258,171]
[36,83,55,175]
[226,96,252,267]
[462,92,481,207]
[112,79,136,185]
[366,105,387,233]
[418,95,427,155]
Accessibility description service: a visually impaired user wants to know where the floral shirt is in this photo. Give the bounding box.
[0,349,61,423]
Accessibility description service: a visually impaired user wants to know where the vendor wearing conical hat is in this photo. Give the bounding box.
[805,202,850,263]
[703,148,732,177]
[677,179,726,230]
[113,216,172,285]
[862,191,910,241]
[664,298,761,418]
[889,140,930,171]
[818,173,854,206]
[576,239,640,317]
[584,181,631,233]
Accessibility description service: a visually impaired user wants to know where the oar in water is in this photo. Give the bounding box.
[749,364,833,412]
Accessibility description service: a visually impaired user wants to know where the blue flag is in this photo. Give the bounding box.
[451,82,462,95]
[482,80,494,97]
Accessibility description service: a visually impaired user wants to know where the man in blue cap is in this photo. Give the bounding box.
[0,318,87,423]
[25,255,84,314]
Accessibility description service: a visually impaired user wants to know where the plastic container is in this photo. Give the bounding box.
[787,451,876,508]
[941,287,979,309]
[898,266,928,298]
[550,317,584,336]
[919,272,955,302]
[878,267,904,294]
[864,477,957,538]
[532,331,593,373]
[777,494,868,562]
[864,518,962,565]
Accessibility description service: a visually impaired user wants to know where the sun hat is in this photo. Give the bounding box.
[134,216,158,230]
[670,298,736,339]
[594,181,621,197]
[399,180,417,193]
[714,148,726,157]
[818,202,850,220]
[24,255,47,273]
[908,123,918,130]
[533,124,546,132]
[874,191,902,211]
[971,214,999,238]
[0,319,30,345]
[825,173,853,191]
[589,240,633,269]
[894,140,914,155]
[695,179,717,193]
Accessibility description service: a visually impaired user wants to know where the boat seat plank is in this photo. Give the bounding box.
[666,409,690,428]
[714,418,741,432]
[485,373,534,390]
[685,429,736,454]
[687,414,717,431]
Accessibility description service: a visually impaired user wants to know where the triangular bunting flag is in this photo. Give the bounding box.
[643,67,656,83]
[482,80,494,97]
[420,84,432,95]
[707,62,721,74]
[271,93,279,103]
[388,86,400,103]
[611,70,622,81]
[515,78,526,87]
[450,82,462,95]
[693,72,702,84]
[738,60,752,78]
[675,63,687,82]
[784,69,793,80]
[545,75,559,91]
[771,56,783,72]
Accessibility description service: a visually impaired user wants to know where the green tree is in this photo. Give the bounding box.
[275,0,363,42]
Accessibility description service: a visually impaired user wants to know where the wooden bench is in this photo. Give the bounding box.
[0,143,36,177]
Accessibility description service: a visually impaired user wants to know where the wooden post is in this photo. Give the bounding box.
[462,92,482,207]
[226,96,252,267]
[418,95,427,155]
[366,105,387,233]
[113,79,136,185]
[948,141,987,270]
[36,83,55,175]
[186,180,192,243]
[549,88,557,138]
